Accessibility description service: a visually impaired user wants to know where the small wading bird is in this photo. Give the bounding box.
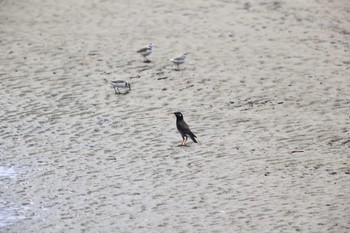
[172,112,198,146]
[170,53,187,70]
[110,80,131,94]
[137,43,154,62]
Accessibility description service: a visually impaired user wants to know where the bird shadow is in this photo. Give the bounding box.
[115,90,131,95]
[176,144,190,147]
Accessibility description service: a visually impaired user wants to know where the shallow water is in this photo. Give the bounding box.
[0,167,23,227]
[0,167,17,180]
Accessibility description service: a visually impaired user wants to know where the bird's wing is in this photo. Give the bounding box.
[172,55,185,61]
[178,120,194,135]
[137,47,148,53]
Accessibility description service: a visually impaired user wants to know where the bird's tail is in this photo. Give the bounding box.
[190,133,198,143]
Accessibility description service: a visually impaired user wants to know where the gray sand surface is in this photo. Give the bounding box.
[0,0,349,232]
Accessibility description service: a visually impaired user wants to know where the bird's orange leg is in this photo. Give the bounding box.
[183,137,188,146]
[179,139,184,146]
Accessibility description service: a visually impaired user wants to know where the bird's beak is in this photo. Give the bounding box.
[169,112,175,115]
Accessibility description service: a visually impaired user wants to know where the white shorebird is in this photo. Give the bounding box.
[110,80,131,94]
[170,53,187,70]
[137,43,154,62]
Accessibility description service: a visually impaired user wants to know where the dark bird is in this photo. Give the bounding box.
[173,112,198,146]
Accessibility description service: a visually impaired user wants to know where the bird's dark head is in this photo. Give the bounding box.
[126,82,131,90]
[173,112,183,120]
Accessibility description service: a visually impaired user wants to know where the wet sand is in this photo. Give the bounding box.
[0,0,349,232]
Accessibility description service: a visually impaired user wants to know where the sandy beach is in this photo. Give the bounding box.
[0,0,349,232]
